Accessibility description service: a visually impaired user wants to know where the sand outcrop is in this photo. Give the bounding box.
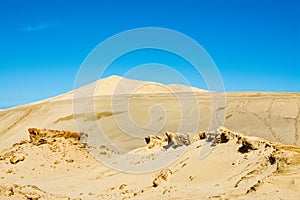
[0,184,72,199]
[152,169,173,187]
[145,131,207,149]
[28,128,83,146]
[144,135,168,149]
[0,127,299,199]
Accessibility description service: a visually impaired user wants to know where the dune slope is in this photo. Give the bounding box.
[0,76,299,152]
[0,76,299,199]
[0,127,299,199]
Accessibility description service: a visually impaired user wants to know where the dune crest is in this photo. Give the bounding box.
[51,75,207,102]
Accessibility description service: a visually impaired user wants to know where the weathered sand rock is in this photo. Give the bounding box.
[153,169,172,187]
[0,184,72,199]
[145,131,207,150]
[9,155,25,164]
[145,135,168,149]
[28,128,82,145]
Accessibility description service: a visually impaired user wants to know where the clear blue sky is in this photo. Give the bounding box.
[0,0,299,108]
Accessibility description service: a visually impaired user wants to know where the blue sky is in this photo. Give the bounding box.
[0,0,299,108]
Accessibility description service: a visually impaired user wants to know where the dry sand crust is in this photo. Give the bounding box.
[0,76,300,199]
[0,127,299,200]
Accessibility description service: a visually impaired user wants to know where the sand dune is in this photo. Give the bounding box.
[48,75,206,102]
[0,127,299,199]
[0,76,299,152]
[0,76,299,199]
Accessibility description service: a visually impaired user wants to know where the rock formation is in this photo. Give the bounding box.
[28,128,83,145]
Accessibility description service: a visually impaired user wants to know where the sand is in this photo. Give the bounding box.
[0,76,299,199]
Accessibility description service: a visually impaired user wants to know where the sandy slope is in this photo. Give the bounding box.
[0,127,299,200]
[0,76,299,199]
[0,76,299,152]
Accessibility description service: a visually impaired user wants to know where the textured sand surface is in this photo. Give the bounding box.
[1,76,299,151]
[0,76,299,199]
[0,127,299,200]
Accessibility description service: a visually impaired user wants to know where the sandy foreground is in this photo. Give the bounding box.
[0,76,299,199]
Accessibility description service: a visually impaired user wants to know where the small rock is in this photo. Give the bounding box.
[20,139,29,145]
[153,169,172,187]
[66,158,74,163]
[119,184,127,190]
[6,169,14,174]
[25,192,40,200]
[10,156,25,164]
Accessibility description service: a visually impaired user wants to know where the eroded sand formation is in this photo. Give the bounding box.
[0,127,299,199]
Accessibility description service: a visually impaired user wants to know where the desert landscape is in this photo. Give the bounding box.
[0,76,299,199]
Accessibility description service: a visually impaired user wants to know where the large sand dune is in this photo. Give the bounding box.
[0,76,299,151]
[0,76,299,199]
